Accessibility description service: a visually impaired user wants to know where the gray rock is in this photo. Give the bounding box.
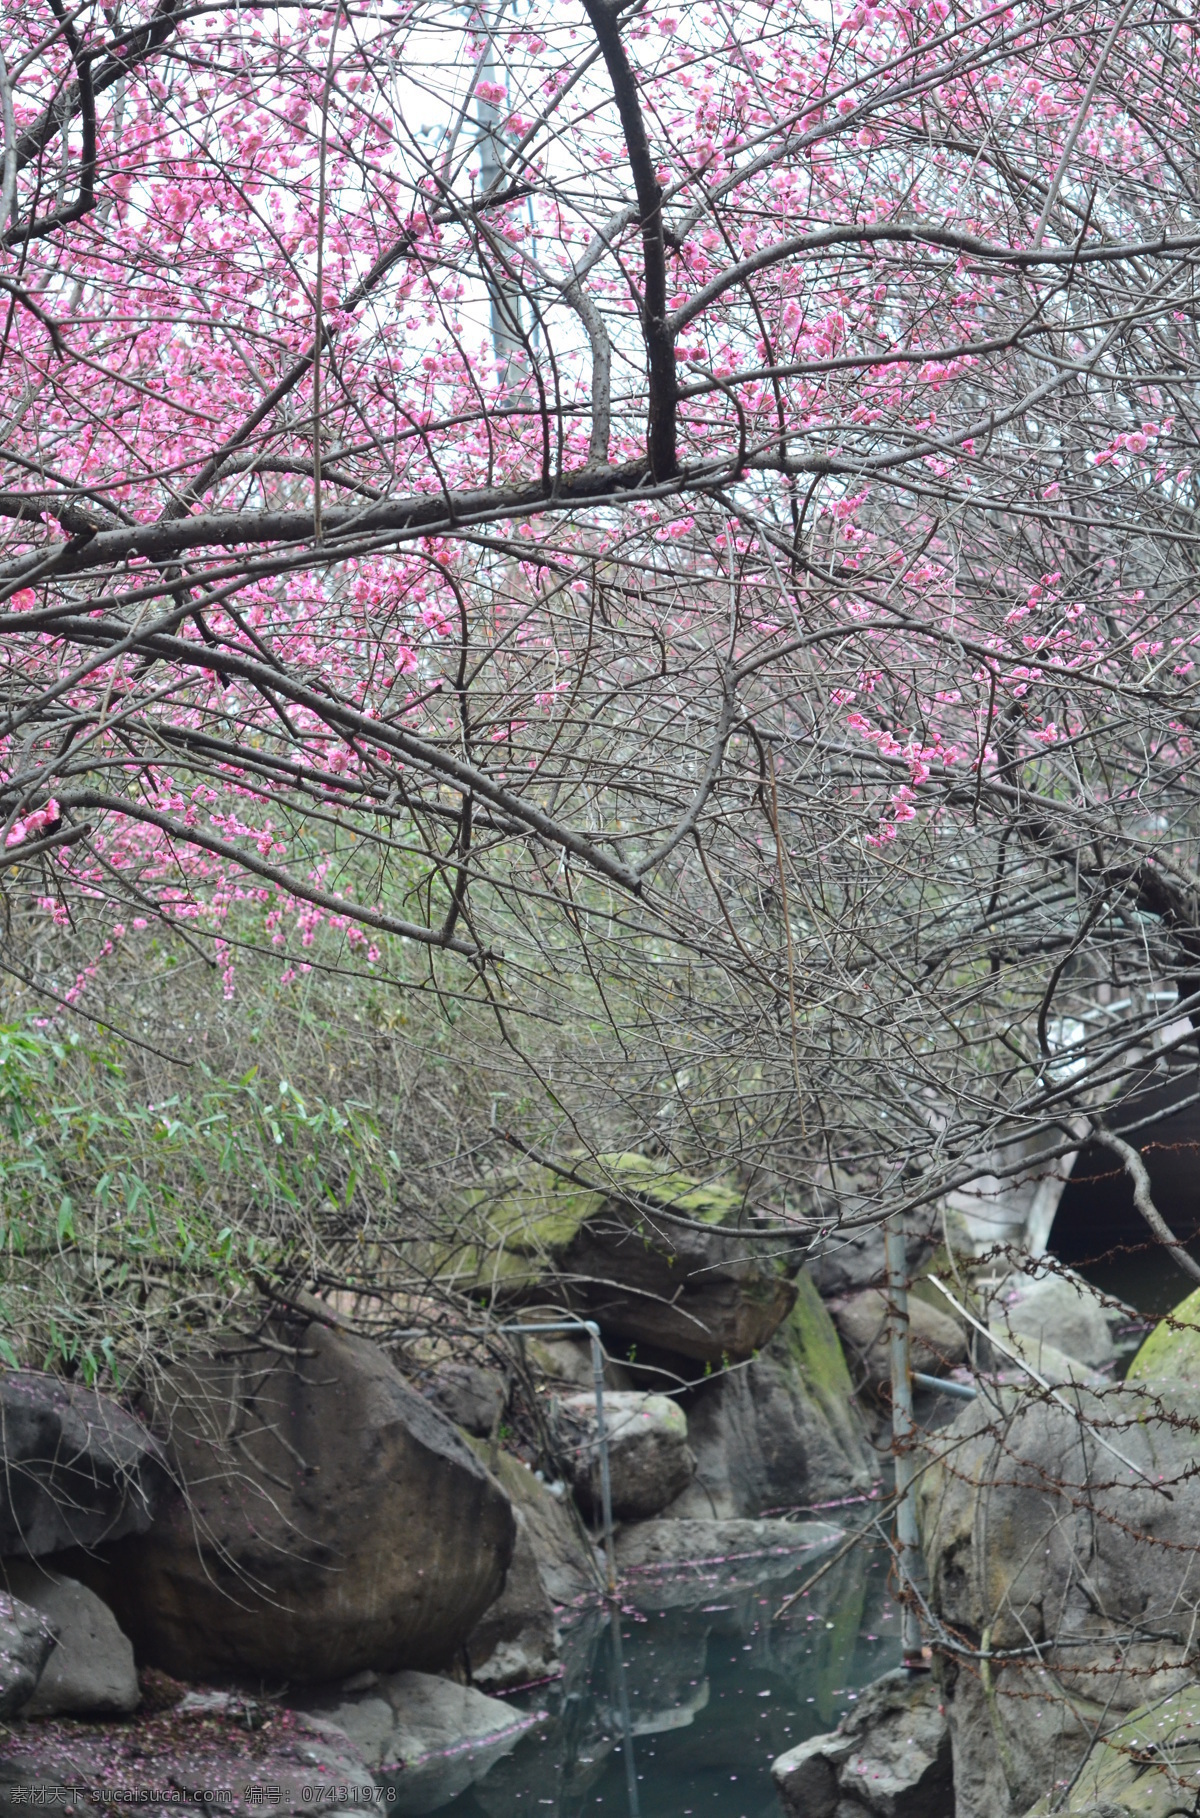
[464,1466,561,1690]
[665,1271,874,1517]
[919,1376,1200,1818]
[559,1390,694,1521]
[1021,1684,1200,1813]
[0,1592,55,1718]
[618,1515,842,1570]
[773,1729,850,1818]
[301,1669,543,1813]
[989,1267,1115,1372]
[3,1563,137,1714]
[79,1321,515,1682]
[418,1361,505,1437]
[524,1333,632,1392]
[830,1290,967,1393]
[175,1687,264,1720]
[992,1332,1107,1387]
[0,1372,166,1556]
[454,1155,799,1363]
[468,1440,598,1606]
[618,1517,843,1609]
[837,1672,952,1816]
[806,1217,945,1300]
[272,1717,384,1811]
[0,1709,383,1814]
[773,1669,952,1818]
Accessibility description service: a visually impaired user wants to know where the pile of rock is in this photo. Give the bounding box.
[772,1668,953,1818]
[0,1342,562,1812]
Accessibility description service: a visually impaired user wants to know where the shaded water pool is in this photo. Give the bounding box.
[430,1531,901,1818]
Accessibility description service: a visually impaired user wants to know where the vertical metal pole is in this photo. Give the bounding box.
[885,1214,924,1665]
[586,1319,617,1596]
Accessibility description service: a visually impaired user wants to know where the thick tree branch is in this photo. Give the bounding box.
[14,0,183,174]
[1090,1124,1200,1284]
[580,0,677,479]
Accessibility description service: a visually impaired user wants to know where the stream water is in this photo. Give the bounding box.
[423,1531,901,1818]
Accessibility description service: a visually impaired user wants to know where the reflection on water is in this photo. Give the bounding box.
[435,1535,900,1818]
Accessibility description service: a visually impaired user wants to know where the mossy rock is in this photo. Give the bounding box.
[667,1267,874,1516]
[596,1152,747,1225]
[779,1268,858,1406]
[1025,1683,1200,1815]
[1127,1283,1200,1382]
[440,1154,796,1364]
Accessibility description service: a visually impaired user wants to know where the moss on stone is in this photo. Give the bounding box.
[778,1268,858,1404]
[595,1151,746,1225]
[440,1154,788,1319]
[460,1152,745,1266]
[1025,1683,1200,1814]
[482,1178,605,1253]
[1127,1283,1200,1383]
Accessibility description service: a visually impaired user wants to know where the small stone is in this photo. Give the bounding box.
[559,1390,694,1521]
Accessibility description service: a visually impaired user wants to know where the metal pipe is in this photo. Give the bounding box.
[587,1321,618,1596]
[913,1370,977,1400]
[884,1216,924,1664]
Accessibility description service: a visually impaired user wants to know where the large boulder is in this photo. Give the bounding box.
[1128,1280,1200,1379]
[300,1669,544,1811]
[830,1289,967,1393]
[440,1154,798,1363]
[75,1322,516,1682]
[1024,1683,1200,1815]
[0,1592,55,1718]
[918,1369,1200,1818]
[463,1442,597,1689]
[989,1266,1116,1372]
[772,1668,952,1818]
[0,1371,166,1555]
[665,1271,874,1517]
[3,1563,137,1715]
[559,1390,694,1521]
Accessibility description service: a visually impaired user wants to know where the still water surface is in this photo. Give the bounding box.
[436,1533,901,1818]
